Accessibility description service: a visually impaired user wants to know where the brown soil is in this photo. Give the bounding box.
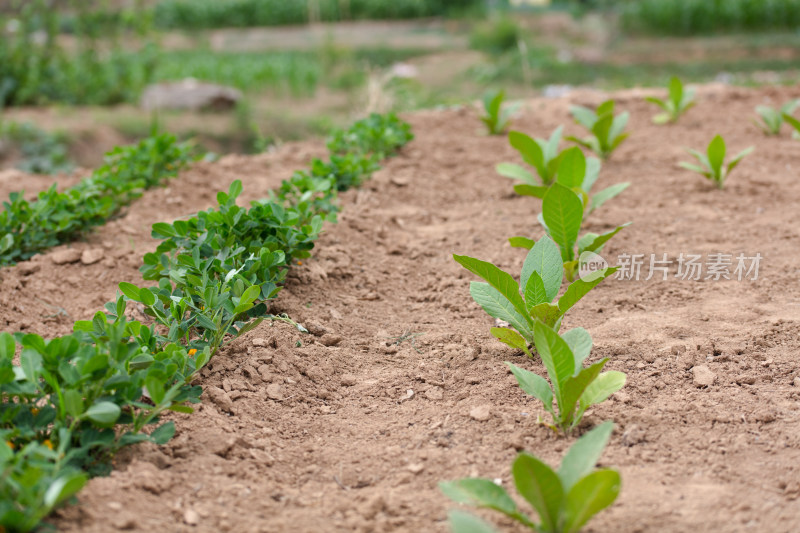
[2,84,800,532]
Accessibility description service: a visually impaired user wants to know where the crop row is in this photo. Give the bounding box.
[0,113,413,532]
[440,79,794,531]
[0,134,195,267]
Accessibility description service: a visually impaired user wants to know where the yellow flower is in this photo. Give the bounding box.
[43,439,53,450]
[5,440,13,450]
[188,349,197,356]
[298,261,303,265]
[31,407,39,416]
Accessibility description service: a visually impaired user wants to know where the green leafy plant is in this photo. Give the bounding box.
[441,421,621,533]
[0,121,74,175]
[567,100,629,160]
[679,135,753,189]
[481,89,518,135]
[512,147,629,217]
[0,133,195,266]
[754,100,799,135]
[645,77,695,124]
[326,112,414,159]
[454,234,617,343]
[781,112,800,140]
[511,183,630,281]
[497,127,563,186]
[506,323,625,433]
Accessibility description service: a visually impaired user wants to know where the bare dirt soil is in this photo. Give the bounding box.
[2,84,800,532]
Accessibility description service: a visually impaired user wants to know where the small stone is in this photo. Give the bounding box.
[81,248,104,265]
[252,337,268,347]
[319,334,342,347]
[266,383,284,401]
[692,365,716,388]
[17,262,40,276]
[505,433,524,450]
[678,355,695,370]
[339,374,357,387]
[306,321,328,336]
[51,248,82,265]
[205,386,234,413]
[184,509,199,526]
[469,404,491,422]
[391,175,410,187]
[793,376,800,388]
[107,501,123,511]
[613,391,630,404]
[670,344,687,355]
[381,344,398,354]
[407,463,425,474]
[425,388,443,400]
[735,374,756,385]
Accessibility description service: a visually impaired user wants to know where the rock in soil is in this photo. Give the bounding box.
[692,365,716,388]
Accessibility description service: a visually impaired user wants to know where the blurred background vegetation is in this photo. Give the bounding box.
[1,0,799,172]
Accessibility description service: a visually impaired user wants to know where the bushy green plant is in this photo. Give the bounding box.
[645,77,695,124]
[679,135,753,189]
[327,113,413,159]
[512,147,629,217]
[506,323,625,433]
[0,121,73,175]
[567,100,629,160]
[754,100,800,135]
[497,127,564,186]
[0,134,195,266]
[454,235,617,346]
[441,422,621,533]
[481,90,519,135]
[469,15,521,55]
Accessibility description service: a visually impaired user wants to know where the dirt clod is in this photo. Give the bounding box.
[50,248,82,264]
[469,404,491,422]
[692,365,716,388]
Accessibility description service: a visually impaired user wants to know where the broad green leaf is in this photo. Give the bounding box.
[151,222,176,238]
[582,157,602,193]
[528,303,562,328]
[63,389,84,418]
[609,113,629,145]
[562,470,621,533]
[0,332,15,360]
[784,113,800,134]
[228,179,243,199]
[545,126,563,161]
[597,100,615,116]
[20,348,42,382]
[447,510,496,533]
[561,327,592,369]
[559,421,615,491]
[491,327,529,353]
[513,184,548,198]
[542,184,583,263]
[571,105,597,130]
[0,233,12,253]
[118,281,141,301]
[668,77,683,109]
[524,271,548,310]
[512,453,563,532]
[86,401,121,426]
[455,255,530,322]
[678,162,707,175]
[509,236,535,249]
[195,313,218,331]
[509,131,546,178]
[440,478,518,518]
[560,360,608,425]
[497,163,536,185]
[557,267,617,314]
[533,321,575,403]
[580,371,626,411]
[44,472,88,508]
[556,147,586,189]
[579,224,630,255]
[590,183,630,214]
[707,135,726,179]
[150,421,176,444]
[470,282,533,339]
[521,236,563,302]
[506,362,553,412]
[138,288,156,307]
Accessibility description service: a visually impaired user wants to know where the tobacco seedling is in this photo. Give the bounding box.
[441,422,621,533]
[497,127,564,186]
[513,147,629,217]
[454,235,617,343]
[645,77,695,124]
[481,89,519,135]
[679,135,753,189]
[782,113,800,140]
[511,183,630,281]
[567,100,629,160]
[754,100,799,135]
[506,323,626,433]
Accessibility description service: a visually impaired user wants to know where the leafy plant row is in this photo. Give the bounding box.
[0,112,413,532]
[0,134,195,267]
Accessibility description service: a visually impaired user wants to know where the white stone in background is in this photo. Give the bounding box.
[140,79,242,111]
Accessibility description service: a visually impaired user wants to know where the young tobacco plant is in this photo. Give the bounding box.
[454,235,617,343]
[645,77,695,124]
[567,100,629,160]
[497,127,564,186]
[441,422,620,533]
[754,99,799,135]
[782,113,800,140]
[513,146,629,217]
[679,135,753,189]
[510,183,630,282]
[481,89,518,135]
[506,323,625,433]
